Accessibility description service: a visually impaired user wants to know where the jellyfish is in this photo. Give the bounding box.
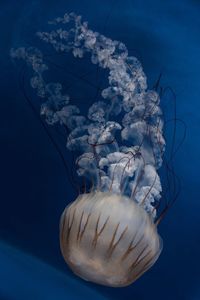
[11,12,168,287]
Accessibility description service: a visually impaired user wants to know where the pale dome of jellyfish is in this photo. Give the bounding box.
[11,12,166,287]
[60,192,162,287]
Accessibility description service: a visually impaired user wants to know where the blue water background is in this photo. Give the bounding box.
[0,0,199,299]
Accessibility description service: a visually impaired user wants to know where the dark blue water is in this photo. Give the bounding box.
[0,0,199,299]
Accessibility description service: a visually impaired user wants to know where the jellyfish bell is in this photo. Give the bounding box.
[60,191,162,287]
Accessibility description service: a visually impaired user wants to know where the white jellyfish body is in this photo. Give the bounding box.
[11,12,166,287]
[60,191,162,287]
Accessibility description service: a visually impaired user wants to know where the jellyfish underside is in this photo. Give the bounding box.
[60,192,162,287]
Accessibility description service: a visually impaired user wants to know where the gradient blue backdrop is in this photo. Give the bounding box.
[0,0,199,299]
